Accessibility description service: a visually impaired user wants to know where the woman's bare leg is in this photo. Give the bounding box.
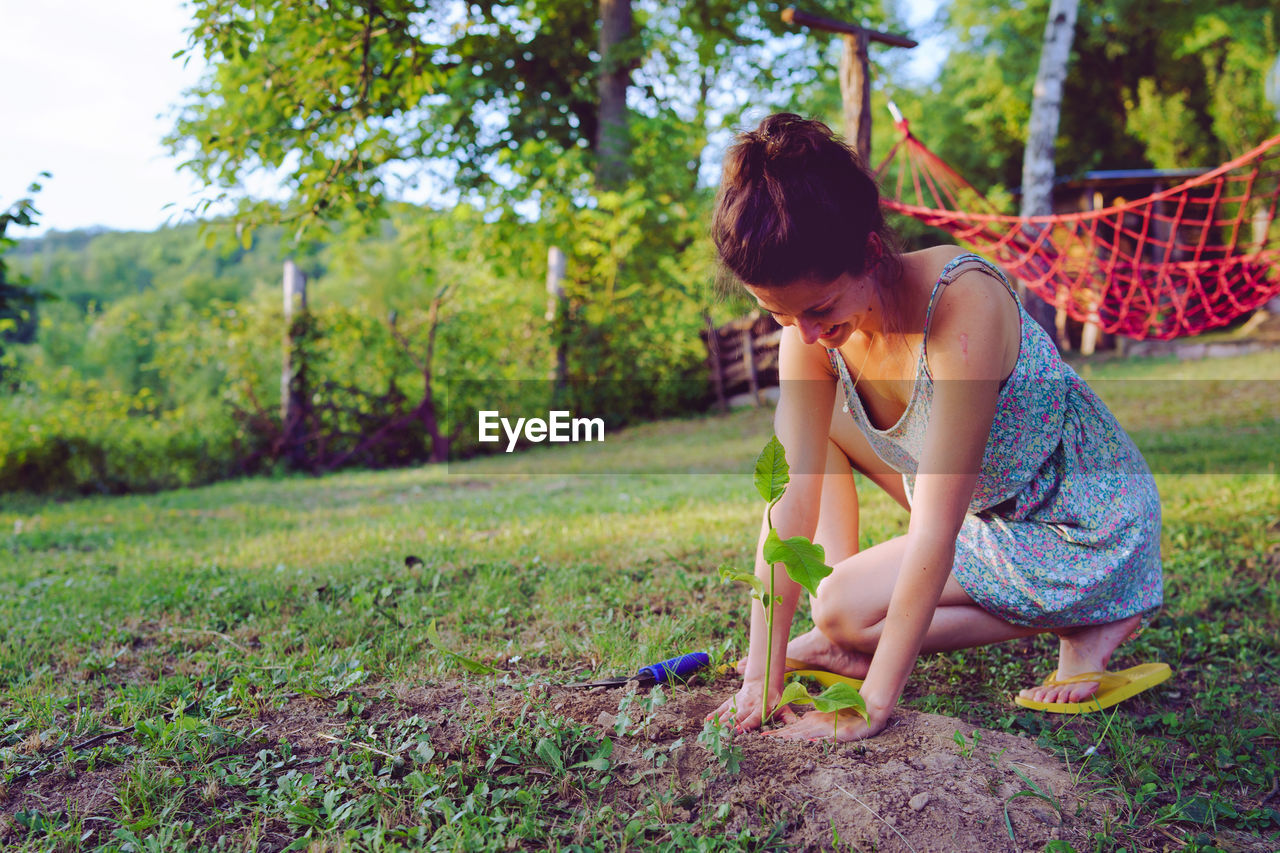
[806,536,1040,669]
[802,533,1144,705]
[775,409,913,677]
[761,398,1139,704]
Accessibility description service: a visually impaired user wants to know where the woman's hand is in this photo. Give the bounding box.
[705,679,798,733]
[707,679,891,742]
[761,707,890,742]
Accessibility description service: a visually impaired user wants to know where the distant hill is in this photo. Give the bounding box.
[11,221,320,311]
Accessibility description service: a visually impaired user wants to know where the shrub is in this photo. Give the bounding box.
[0,380,250,496]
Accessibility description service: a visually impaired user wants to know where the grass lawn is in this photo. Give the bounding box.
[1,352,1277,851]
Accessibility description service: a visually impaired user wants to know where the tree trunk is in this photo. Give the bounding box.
[838,31,872,165]
[596,0,632,189]
[1020,0,1078,340]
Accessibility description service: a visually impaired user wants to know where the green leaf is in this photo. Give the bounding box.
[753,435,789,502]
[718,564,763,596]
[535,737,565,774]
[170,714,202,732]
[763,529,833,598]
[570,738,613,772]
[775,680,815,708]
[426,619,499,675]
[810,682,868,721]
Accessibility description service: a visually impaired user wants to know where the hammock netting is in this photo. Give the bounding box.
[877,121,1280,340]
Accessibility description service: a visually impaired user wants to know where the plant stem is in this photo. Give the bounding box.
[762,496,782,723]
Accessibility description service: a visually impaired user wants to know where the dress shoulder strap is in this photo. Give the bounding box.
[922,253,1018,341]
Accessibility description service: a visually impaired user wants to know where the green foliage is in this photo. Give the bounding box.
[0,378,243,495]
[0,177,52,381]
[696,716,743,774]
[11,221,305,311]
[898,0,1279,196]
[775,678,869,740]
[753,434,788,502]
[761,529,830,600]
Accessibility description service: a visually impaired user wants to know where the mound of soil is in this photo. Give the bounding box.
[535,683,1099,852]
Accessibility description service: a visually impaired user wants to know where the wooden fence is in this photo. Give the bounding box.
[701,311,783,408]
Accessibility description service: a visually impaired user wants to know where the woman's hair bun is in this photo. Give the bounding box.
[738,113,839,173]
[712,112,900,302]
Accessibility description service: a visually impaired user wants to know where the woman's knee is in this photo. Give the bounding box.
[811,587,881,652]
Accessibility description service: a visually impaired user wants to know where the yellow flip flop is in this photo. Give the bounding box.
[717,657,810,675]
[1014,662,1172,714]
[718,660,864,691]
[785,668,863,690]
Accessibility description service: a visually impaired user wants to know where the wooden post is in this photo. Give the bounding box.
[781,7,916,163]
[282,259,309,467]
[546,246,568,397]
[1253,203,1270,250]
[839,31,872,164]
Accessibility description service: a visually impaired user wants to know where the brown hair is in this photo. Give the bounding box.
[712,113,903,321]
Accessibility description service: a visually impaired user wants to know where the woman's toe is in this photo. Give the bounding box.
[1067,681,1100,703]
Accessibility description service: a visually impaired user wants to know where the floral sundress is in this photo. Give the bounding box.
[827,253,1163,628]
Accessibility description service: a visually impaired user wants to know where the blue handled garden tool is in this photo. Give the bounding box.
[566,652,710,688]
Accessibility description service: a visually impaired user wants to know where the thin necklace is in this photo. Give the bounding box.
[840,337,874,414]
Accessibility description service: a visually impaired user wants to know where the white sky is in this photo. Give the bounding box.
[0,0,943,238]
[0,0,210,237]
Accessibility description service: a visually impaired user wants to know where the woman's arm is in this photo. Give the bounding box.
[857,271,1020,727]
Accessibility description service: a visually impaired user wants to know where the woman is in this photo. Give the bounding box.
[707,113,1163,742]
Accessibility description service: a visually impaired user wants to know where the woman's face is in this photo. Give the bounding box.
[744,271,882,348]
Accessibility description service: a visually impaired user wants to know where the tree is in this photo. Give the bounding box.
[1018,0,1079,337]
[910,0,1277,197]
[1020,0,1078,221]
[169,0,607,233]
[0,177,50,381]
[596,0,634,189]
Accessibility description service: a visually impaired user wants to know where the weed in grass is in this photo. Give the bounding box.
[1001,763,1064,842]
[953,728,982,759]
[612,683,668,739]
[697,716,743,775]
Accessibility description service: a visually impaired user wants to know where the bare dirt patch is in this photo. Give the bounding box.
[3,679,1108,851]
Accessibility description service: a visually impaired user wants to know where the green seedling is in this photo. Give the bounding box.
[775,679,869,741]
[954,727,982,759]
[720,435,868,735]
[697,716,742,774]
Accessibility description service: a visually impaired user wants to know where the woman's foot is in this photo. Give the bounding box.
[736,628,872,679]
[1019,614,1143,705]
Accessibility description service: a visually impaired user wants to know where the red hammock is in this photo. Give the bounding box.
[877,120,1280,339]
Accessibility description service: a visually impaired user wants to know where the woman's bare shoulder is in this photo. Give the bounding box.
[904,245,1003,286]
[920,251,1021,382]
[778,324,840,380]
